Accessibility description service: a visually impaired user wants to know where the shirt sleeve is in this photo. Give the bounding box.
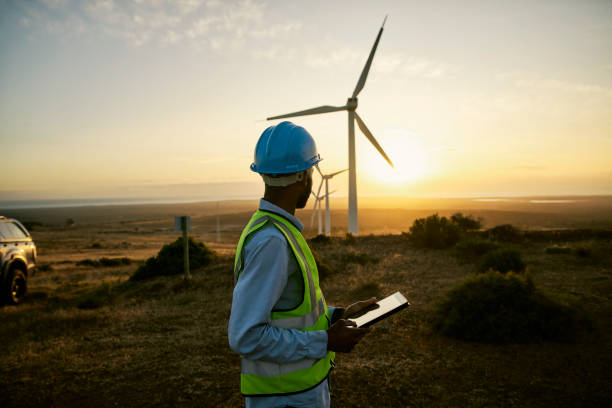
[228,232,328,363]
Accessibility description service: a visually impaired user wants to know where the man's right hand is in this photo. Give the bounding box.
[326,319,370,353]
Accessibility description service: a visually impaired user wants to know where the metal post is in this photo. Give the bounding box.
[216,201,221,243]
[182,216,190,281]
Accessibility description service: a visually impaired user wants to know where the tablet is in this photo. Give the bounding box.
[350,292,409,328]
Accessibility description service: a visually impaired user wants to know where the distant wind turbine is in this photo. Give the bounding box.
[310,190,324,235]
[267,16,393,235]
[315,165,347,236]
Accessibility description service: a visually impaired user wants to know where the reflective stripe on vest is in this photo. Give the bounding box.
[233,210,335,396]
[234,214,318,324]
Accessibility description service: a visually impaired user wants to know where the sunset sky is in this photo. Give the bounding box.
[1,0,611,202]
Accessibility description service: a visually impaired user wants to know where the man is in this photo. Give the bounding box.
[228,121,376,407]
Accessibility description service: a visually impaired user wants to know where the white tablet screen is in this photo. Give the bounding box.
[351,292,409,328]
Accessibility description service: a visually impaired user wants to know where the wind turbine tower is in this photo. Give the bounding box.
[267,16,393,235]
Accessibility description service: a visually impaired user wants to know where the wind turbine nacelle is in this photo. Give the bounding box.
[346,97,358,111]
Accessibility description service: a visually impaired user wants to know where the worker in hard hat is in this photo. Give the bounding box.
[228,121,377,407]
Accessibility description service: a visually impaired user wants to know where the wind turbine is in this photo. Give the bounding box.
[315,166,348,236]
[267,16,393,235]
[310,191,324,235]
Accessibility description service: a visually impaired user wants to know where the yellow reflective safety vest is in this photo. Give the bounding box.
[233,209,335,396]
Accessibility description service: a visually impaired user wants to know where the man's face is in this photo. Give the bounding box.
[296,172,312,209]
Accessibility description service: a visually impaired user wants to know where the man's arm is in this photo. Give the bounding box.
[228,233,328,363]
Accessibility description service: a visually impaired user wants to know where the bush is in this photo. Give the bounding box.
[130,236,216,281]
[487,224,523,243]
[408,213,461,249]
[312,250,334,280]
[76,257,131,268]
[76,259,99,267]
[546,246,572,255]
[37,263,53,272]
[479,247,526,274]
[77,283,114,310]
[344,233,356,245]
[574,247,591,258]
[309,234,331,244]
[339,250,380,265]
[99,257,131,267]
[432,271,584,343]
[455,238,501,259]
[451,213,482,232]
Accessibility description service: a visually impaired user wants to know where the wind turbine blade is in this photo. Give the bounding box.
[315,163,323,177]
[316,177,324,200]
[354,112,394,167]
[328,190,337,196]
[327,168,348,179]
[267,105,348,120]
[352,16,387,98]
[310,198,317,227]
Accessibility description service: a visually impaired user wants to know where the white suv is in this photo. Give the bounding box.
[0,216,37,304]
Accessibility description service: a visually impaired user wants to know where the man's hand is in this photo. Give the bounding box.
[326,319,369,353]
[343,297,379,319]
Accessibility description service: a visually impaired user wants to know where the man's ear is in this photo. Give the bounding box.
[295,170,307,185]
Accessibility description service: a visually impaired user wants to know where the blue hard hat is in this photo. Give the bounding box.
[251,121,322,175]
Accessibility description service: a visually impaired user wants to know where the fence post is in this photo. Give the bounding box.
[175,216,191,281]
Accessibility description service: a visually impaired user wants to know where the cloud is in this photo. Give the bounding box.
[186,16,219,38]
[18,0,303,57]
[372,54,451,79]
[162,29,181,45]
[306,48,361,69]
[250,22,302,39]
[41,0,69,8]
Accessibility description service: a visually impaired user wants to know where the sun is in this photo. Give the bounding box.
[361,134,430,185]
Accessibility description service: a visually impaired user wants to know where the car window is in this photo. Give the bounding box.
[0,222,28,239]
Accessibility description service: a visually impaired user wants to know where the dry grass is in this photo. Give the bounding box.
[1,206,611,407]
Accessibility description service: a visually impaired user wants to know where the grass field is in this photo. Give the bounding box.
[1,198,611,407]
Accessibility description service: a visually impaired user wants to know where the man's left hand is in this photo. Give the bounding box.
[343,297,379,319]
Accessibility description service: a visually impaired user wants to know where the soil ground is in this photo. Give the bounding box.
[1,197,611,407]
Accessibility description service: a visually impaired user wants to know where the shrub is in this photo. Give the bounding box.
[450,213,482,232]
[455,238,501,259]
[479,247,526,274]
[76,259,99,267]
[432,271,584,343]
[77,283,114,310]
[408,213,461,249]
[546,246,572,255]
[339,250,380,265]
[312,250,334,280]
[487,224,523,243]
[76,257,131,268]
[574,247,591,258]
[99,257,131,267]
[344,233,356,245]
[90,242,103,249]
[130,236,216,281]
[37,263,53,272]
[309,234,331,244]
